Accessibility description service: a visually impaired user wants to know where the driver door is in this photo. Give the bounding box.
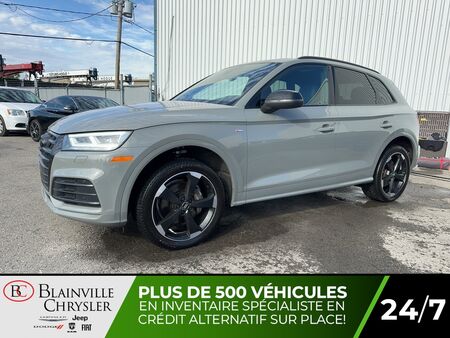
[244,63,340,202]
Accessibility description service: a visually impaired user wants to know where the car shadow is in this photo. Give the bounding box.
[93,186,396,266]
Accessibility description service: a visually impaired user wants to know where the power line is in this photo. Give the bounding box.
[14,4,113,23]
[0,31,153,57]
[125,20,154,35]
[0,1,154,34]
[0,1,112,17]
[122,41,153,57]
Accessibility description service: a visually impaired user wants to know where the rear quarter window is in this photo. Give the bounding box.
[368,76,395,104]
[334,67,376,105]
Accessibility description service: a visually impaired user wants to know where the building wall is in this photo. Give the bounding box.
[156,0,450,112]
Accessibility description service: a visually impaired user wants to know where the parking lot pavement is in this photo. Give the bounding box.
[0,135,449,274]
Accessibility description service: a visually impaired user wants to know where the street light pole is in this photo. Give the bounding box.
[114,1,123,89]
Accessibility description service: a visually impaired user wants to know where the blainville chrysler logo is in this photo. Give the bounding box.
[3,280,35,302]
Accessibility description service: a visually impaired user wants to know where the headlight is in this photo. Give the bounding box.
[62,131,132,151]
[7,109,26,116]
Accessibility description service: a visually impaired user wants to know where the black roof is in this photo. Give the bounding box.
[298,56,380,74]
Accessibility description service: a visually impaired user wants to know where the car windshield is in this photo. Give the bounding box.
[173,62,279,105]
[0,88,42,104]
[73,97,119,111]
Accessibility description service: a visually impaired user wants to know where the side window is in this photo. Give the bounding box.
[334,67,376,105]
[44,98,63,110]
[368,76,394,104]
[45,97,75,111]
[248,64,329,108]
[55,97,77,109]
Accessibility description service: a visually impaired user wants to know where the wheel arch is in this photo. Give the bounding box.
[120,140,242,224]
[383,134,416,163]
[374,131,418,172]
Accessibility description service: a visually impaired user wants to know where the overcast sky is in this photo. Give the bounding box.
[0,0,154,78]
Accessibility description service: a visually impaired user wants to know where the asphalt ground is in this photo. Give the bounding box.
[1,134,449,273]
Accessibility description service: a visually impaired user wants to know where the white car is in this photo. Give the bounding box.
[0,87,42,136]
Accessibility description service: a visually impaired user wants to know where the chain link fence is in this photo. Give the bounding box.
[1,78,154,105]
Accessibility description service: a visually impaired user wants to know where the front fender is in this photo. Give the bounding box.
[117,124,247,223]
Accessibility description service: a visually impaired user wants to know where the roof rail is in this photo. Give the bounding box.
[298,56,379,74]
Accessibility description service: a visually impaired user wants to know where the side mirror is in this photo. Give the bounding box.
[261,90,304,114]
[63,105,77,112]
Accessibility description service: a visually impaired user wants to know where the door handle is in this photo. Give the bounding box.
[317,123,335,133]
[381,120,392,129]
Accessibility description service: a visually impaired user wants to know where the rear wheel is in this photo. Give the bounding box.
[362,145,410,202]
[136,159,225,249]
[29,119,42,142]
[0,116,8,136]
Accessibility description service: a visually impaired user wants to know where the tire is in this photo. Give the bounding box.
[362,145,411,202]
[29,119,42,142]
[0,116,8,136]
[136,159,225,249]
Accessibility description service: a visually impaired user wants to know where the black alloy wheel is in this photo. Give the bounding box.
[29,119,42,142]
[362,145,410,202]
[136,159,225,249]
[380,152,408,198]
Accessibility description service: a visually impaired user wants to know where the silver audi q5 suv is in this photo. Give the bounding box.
[40,57,419,248]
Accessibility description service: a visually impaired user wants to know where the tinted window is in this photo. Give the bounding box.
[73,97,118,111]
[368,76,394,104]
[44,98,64,110]
[248,64,329,108]
[173,62,279,106]
[44,97,74,111]
[334,67,376,105]
[0,88,41,104]
[55,97,76,108]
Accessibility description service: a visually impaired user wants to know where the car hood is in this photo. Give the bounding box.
[49,101,237,134]
[0,102,41,111]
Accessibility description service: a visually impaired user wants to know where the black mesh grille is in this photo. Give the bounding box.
[52,178,101,207]
[39,132,63,191]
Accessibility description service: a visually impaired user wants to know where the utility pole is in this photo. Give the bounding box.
[114,1,123,89]
[111,0,134,89]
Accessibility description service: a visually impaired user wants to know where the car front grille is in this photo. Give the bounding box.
[39,132,63,191]
[52,178,101,207]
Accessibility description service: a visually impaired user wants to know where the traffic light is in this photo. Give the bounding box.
[0,54,4,72]
[89,68,98,80]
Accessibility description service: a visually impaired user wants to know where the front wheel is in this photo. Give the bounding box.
[136,159,225,249]
[29,119,42,142]
[362,145,411,202]
[0,116,8,136]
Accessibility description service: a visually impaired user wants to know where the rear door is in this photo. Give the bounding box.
[333,67,397,181]
[244,63,341,202]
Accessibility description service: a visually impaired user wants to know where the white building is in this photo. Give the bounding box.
[155,0,450,114]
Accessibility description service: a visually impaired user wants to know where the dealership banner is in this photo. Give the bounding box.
[0,275,448,337]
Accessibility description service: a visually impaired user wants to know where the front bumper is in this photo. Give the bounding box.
[5,115,27,130]
[42,189,124,226]
[40,134,145,227]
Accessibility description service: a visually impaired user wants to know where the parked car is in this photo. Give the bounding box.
[0,87,42,136]
[28,95,119,141]
[40,57,419,249]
